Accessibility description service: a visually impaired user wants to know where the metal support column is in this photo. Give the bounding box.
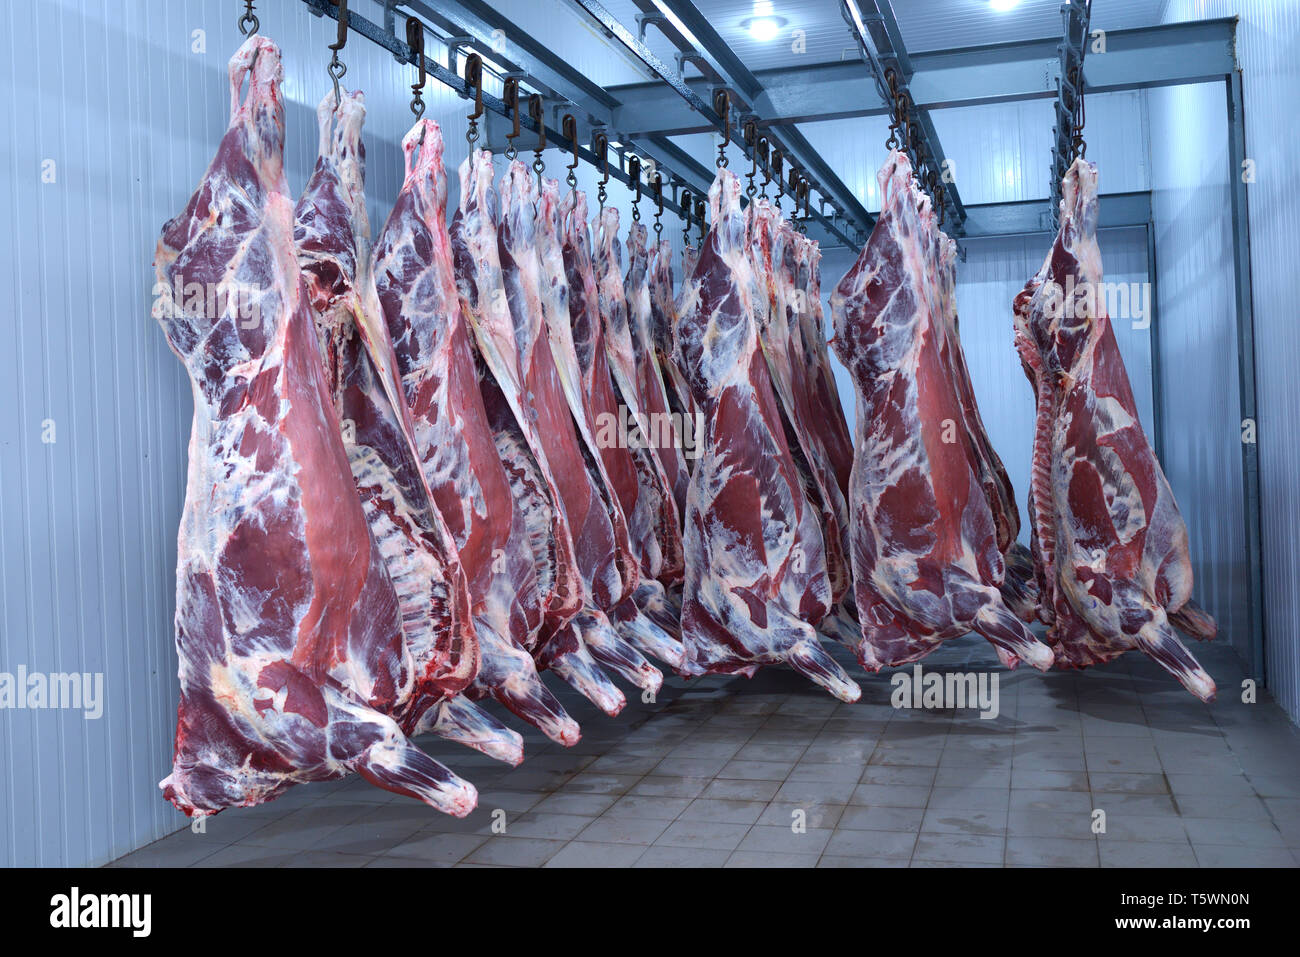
[1226,68,1267,685]
[1145,221,1164,463]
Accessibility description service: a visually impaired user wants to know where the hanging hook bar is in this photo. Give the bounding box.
[405,16,427,119]
[652,171,664,239]
[501,77,521,159]
[463,52,484,145]
[327,0,349,109]
[695,197,706,244]
[593,130,610,210]
[743,119,758,198]
[713,89,731,168]
[562,114,580,190]
[628,154,642,222]
[680,188,693,245]
[771,149,784,211]
[528,94,546,185]
[239,0,258,36]
[757,135,770,199]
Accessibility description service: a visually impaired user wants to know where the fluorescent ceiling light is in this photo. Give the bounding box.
[989,0,1021,11]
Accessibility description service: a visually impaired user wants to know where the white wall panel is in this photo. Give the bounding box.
[0,0,664,869]
[1156,0,1300,722]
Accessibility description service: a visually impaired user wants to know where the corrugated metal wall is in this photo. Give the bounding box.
[0,0,658,869]
[1155,0,1300,722]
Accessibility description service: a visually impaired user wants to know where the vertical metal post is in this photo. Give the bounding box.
[1225,69,1266,685]
[1145,221,1164,462]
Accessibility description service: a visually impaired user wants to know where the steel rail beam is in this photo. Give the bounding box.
[602,18,1239,134]
[644,0,876,241]
[302,0,692,217]
[842,0,965,231]
[568,0,863,246]
[960,190,1150,238]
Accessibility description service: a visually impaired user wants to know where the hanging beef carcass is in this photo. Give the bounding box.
[153,37,476,816]
[831,150,1054,673]
[593,207,686,628]
[537,183,686,671]
[792,234,855,505]
[293,91,525,765]
[450,152,625,716]
[673,168,861,701]
[566,197,683,643]
[372,120,581,746]
[1013,158,1216,700]
[648,238,699,468]
[747,203,853,634]
[925,228,1040,629]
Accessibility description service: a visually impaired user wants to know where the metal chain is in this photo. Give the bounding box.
[1070,64,1087,159]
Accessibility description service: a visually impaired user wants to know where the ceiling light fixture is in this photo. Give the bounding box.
[741,14,787,42]
[989,0,1022,11]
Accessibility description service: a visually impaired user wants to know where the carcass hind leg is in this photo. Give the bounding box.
[539,620,627,716]
[474,621,581,746]
[577,607,664,695]
[768,604,861,702]
[1137,608,1217,702]
[418,695,524,766]
[973,598,1054,671]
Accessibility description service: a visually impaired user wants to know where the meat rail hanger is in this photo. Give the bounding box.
[326,0,348,108]
[238,0,258,36]
[301,0,694,219]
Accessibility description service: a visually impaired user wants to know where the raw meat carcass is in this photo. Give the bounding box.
[565,197,682,643]
[830,150,1053,673]
[928,229,1040,626]
[747,203,852,621]
[153,37,476,816]
[451,152,625,716]
[674,168,861,702]
[537,184,686,671]
[593,208,686,615]
[625,223,692,520]
[372,120,580,746]
[792,234,855,504]
[1013,157,1216,700]
[650,239,702,444]
[293,90,523,765]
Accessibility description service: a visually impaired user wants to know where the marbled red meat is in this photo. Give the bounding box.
[372,121,580,746]
[831,150,1053,673]
[154,38,475,816]
[293,91,527,765]
[674,168,860,701]
[1013,158,1216,700]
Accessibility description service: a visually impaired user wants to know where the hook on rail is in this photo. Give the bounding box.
[681,188,693,246]
[593,130,610,210]
[238,0,258,36]
[694,197,706,244]
[771,149,784,210]
[327,0,349,109]
[562,114,580,190]
[743,119,758,198]
[652,171,664,239]
[500,78,521,159]
[628,155,642,222]
[713,89,731,168]
[464,53,484,144]
[405,17,427,119]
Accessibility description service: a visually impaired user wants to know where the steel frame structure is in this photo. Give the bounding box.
[301,0,1264,686]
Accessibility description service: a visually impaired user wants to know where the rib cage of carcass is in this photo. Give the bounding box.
[153,35,1225,822]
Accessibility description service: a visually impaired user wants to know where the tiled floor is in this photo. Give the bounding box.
[111,636,1300,868]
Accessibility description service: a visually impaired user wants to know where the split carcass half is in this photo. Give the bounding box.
[747,203,853,627]
[1013,157,1216,701]
[565,197,683,643]
[792,235,855,505]
[372,121,580,746]
[293,91,523,765]
[451,152,625,716]
[928,231,1040,628]
[649,239,699,460]
[627,222,693,519]
[537,185,686,672]
[153,37,476,816]
[830,150,1054,673]
[593,207,686,628]
[673,167,861,702]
